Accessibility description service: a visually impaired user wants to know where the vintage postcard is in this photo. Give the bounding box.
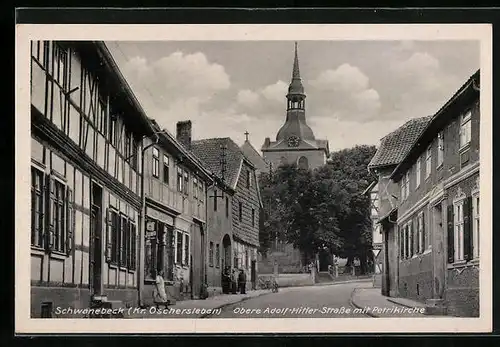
[15,23,492,334]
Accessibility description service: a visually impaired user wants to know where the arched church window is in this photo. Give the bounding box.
[298,156,309,170]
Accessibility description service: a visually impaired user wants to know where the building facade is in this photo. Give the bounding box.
[261,42,329,171]
[390,70,480,317]
[140,119,213,304]
[30,41,154,317]
[363,181,383,285]
[368,116,431,297]
[191,137,263,292]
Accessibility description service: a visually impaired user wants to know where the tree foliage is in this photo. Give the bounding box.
[258,145,378,272]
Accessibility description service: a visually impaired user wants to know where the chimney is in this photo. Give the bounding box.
[176,120,192,150]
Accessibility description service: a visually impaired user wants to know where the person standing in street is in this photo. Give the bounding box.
[238,269,247,294]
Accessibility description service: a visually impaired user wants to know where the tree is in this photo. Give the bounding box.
[258,145,377,273]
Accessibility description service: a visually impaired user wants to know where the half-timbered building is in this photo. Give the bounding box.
[30,41,154,317]
[141,119,212,304]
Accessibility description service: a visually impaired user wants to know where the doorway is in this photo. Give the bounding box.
[90,183,103,299]
[251,260,256,290]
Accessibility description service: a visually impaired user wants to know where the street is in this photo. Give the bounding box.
[206,282,371,318]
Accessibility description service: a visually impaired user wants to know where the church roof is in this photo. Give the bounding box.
[240,140,270,173]
[368,116,432,170]
[191,137,254,190]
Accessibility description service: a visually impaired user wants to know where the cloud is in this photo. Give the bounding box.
[308,64,381,122]
[237,89,260,108]
[261,80,288,103]
[123,51,230,103]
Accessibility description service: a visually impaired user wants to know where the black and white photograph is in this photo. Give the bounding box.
[16,23,492,334]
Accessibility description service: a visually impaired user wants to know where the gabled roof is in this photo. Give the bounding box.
[240,140,270,173]
[191,137,253,190]
[368,116,432,170]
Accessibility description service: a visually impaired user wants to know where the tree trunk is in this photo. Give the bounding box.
[360,255,368,275]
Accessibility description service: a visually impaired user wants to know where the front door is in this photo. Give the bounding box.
[251,260,256,290]
[90,205,102,297]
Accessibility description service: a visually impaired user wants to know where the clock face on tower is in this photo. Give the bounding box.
[287,135,300,147]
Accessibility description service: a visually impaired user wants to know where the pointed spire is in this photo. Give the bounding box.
[287,41,305,96]
[292,41,301,80]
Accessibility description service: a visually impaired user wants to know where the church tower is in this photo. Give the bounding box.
[261,42,329,171]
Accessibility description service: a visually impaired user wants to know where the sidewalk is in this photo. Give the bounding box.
[125,289,271,319]
[350,287,428,317]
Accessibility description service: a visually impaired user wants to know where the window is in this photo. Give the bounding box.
[214,189,218,212]
[175,230,183,264]
[209,242,214,267]
[177,167,183,192]
[426,146,432,179]
[417,212,424,254]
[120,215,128,266]
[109,210,119,264]
[239,202,243,222]
[246,170,251,189]
[183,171,189,195]
[124,130,132,160]
[31,40,43,62]
[184,234,190,266]
[53,43,69,90]
[252,208,255,227]
[152,147,159,178]
[215,244,220,268]
[437,132,444,167]
[51,180,66,253]
[472,191,480,259]
[460,110,472,149]
[108,116,117,146]
[401,171,410,201]
[225,197,229,218]
[193,177,198,199]
[163,155,170,184]
[128,222,137,270]
[245,250,249,269]
[198,181,204,202]
[31,168,44,248]
[415,158,421,189]
[130,138,138,170]
[454,200,465,262]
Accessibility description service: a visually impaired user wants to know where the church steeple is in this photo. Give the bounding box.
[287,42,306,110]
[275,42,315,142]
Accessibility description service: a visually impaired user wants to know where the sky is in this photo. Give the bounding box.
[106,40,479,152]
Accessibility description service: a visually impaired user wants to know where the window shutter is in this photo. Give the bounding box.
[409,222,414,257]
[421,212,425,252]
[46,176,55,252]
[399,226,404,259]
[447,204,454,263]
[105,208,113,262]
[65,187,74,255]
[131,223,137,270]
[463,196,472,261]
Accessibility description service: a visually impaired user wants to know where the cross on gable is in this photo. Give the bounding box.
[244,131,249,141]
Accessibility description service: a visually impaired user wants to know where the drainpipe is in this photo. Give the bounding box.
[138,134,159,307]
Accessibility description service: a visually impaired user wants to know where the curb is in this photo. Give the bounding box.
[313,278,372,287]
[349,288,378,318]
[386,297,425,310]
[199,291,274,318]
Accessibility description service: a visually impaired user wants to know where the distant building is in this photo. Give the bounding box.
[261,42,329,171]
[388,70,480,317]
[368,116,432,296]
[141,119,213,304]
[191,137,263,292]
[240,132,270,176]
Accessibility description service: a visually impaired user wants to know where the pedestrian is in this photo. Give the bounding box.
[238,269,247,294]
[231,269,238,294]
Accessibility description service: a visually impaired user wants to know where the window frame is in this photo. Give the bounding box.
[152,147,160,178]
[31,166,45,249]
[51,176,67,254]
[460,109,472,150]
[453,196,466,263]
[472,187,480,260]
[163,154,170,185]
[177,167,183,192]
[215,243,220,268]
[209,241,214,267]
[417,211,424,254]
[437,132,444,168]
[426,146,432,179]
[415,157,421,189]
